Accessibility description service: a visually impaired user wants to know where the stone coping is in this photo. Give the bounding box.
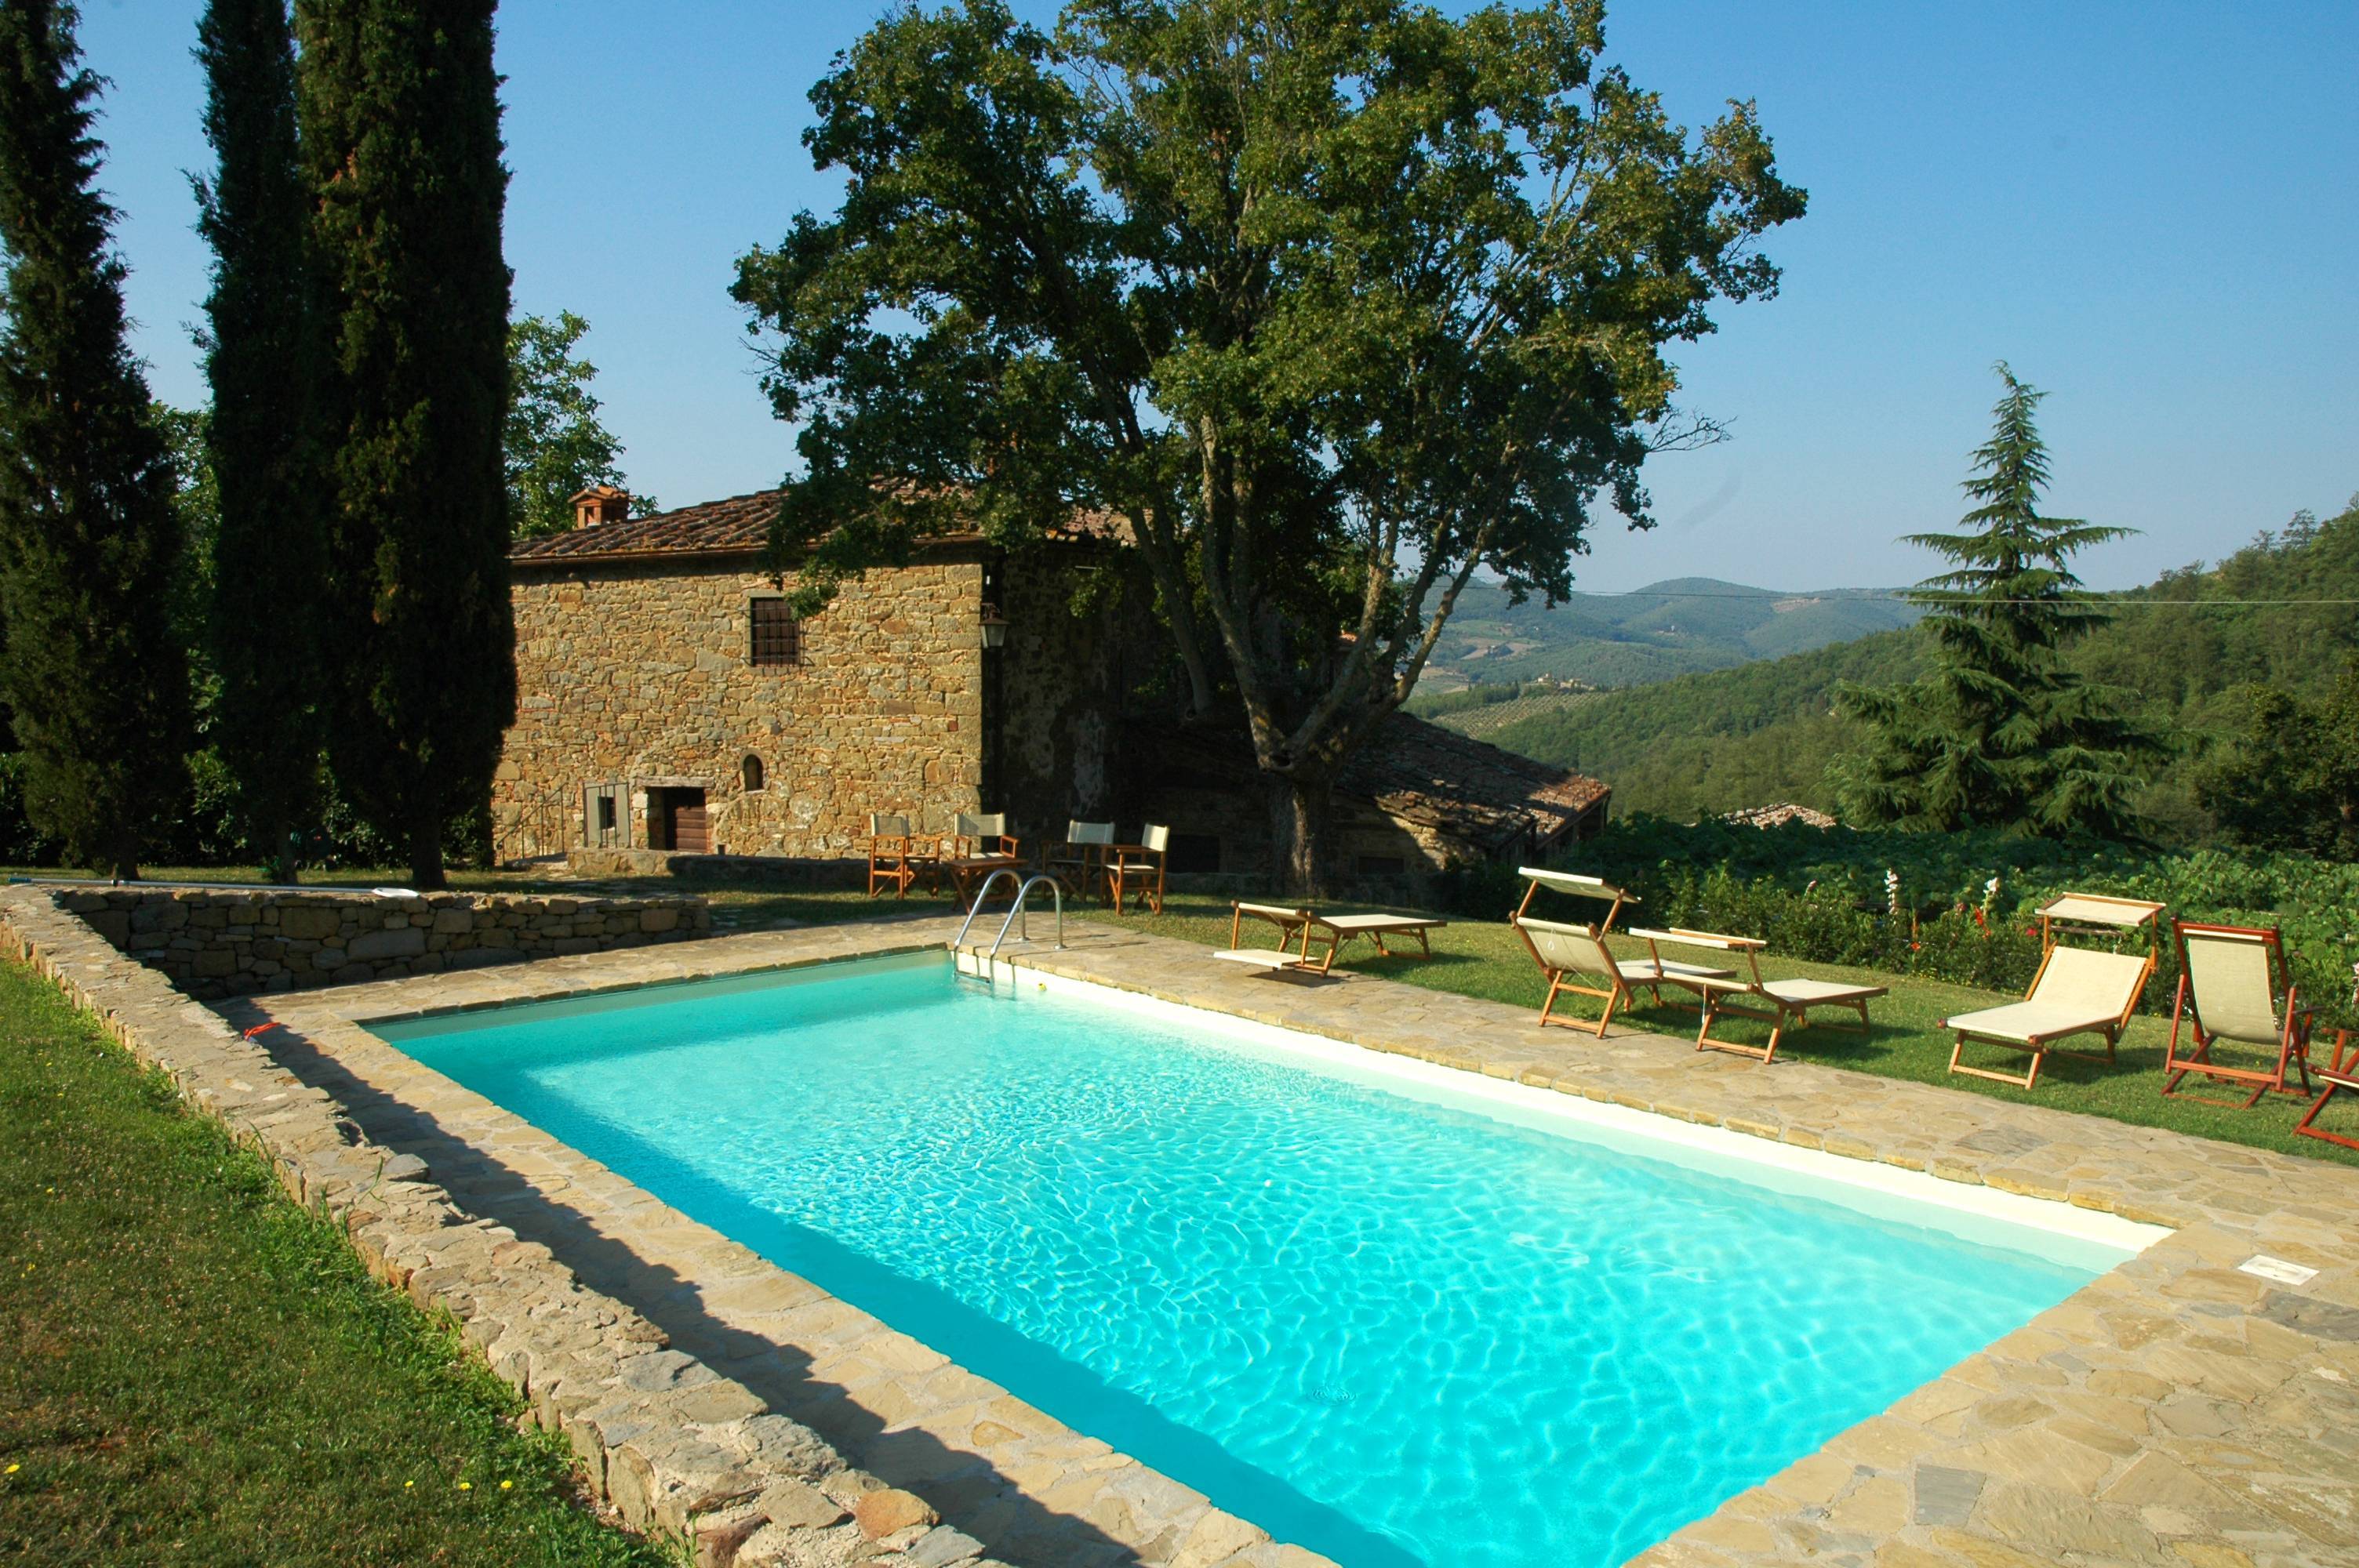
[62,897,2359,1568]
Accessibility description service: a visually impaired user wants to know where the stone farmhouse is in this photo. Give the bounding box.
[490,488,1609,885]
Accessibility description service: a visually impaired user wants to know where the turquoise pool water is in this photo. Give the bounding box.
[376,954,2117,1568]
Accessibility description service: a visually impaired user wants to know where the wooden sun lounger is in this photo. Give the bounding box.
[1943,946,2154,1091]
[1630,927,1887,1065]
[2295,1030,2359,1152]
[2164,921,2314,1107]
[1514,916,1735,1036]
[1212,902,1448,975]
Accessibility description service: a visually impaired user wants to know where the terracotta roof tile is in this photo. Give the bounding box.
[511,489,780,562]
[511,488,1131,564]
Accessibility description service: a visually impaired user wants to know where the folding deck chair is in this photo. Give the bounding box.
[1509,868,1734,1036]
[1943,893,2165,1091]
[2295,1029,2359,1152]
[1212,902,1447,975]
[1630,927,1888,1065]
[940,813,1022,905]
[866,813,931,898]
[2163,920,2314,1107]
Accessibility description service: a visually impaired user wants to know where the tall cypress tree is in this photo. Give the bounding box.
[197,0,320,883]
[1836,365,2157,837]
[295,0,512,888]
[0,1,189,878]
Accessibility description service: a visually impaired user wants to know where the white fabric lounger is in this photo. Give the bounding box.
[1514,915,1735,1036]
[1943,945,2153,1091]
[1630,927,1888,1065]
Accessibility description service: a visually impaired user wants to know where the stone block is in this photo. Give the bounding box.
[348,927,427,960]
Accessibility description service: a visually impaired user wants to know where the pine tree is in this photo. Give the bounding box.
[0,1,190,877]
[197,0,321,883]
[1836,365,2157,837]
[295,0,512,889]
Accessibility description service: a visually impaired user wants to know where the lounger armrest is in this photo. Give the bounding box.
[1629,926,1764,951]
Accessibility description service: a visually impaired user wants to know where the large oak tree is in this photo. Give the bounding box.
[736,0,1803,887]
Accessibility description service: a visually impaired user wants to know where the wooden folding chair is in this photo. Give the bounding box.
[2294,1030,2359,1152]
[2164,921,2314,1107]
[1106,825,1169,914]
[866,812,925,898]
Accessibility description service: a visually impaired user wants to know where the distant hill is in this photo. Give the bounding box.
[1415,577,1924,692]
[1460,496,2359,834]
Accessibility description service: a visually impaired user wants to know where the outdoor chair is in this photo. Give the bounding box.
[1942,893,2165,1091]
[1211,902,1448,975]
[866,812,929,899]
[2294,1029,2359,1152]
[1044,820,1116,899]
[2163,920,2314,1107]
[1214,902,1329,975]
[1104,825,1170,914]
[940,813,1023,906]
[1508,867,1732,1036]
[1628,927,1888,1065]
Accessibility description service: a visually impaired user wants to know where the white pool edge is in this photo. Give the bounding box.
[980,954,2172,1262]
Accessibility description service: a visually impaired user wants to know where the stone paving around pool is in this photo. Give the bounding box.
[61,897,2359,1568]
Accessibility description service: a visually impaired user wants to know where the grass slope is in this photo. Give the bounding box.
[1082,895,2358,1167]
[1467,496,2359,825]
[0,958,677,1568]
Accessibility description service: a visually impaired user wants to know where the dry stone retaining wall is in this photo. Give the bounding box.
[52,885,711,1000]
[0,885,1000,1568]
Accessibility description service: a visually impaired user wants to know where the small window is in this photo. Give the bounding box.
[1167,832,1221,873]
[1354,854,1407,878]
[740,754,765,792]
[750,598,801,666]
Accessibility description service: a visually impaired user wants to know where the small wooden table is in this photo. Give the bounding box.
[942,851,1023,906]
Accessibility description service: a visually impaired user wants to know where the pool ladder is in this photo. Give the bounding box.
[952,869,1064,982]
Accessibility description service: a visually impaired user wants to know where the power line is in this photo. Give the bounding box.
[1547,589,2359,608]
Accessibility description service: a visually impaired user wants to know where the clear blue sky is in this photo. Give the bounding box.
[75,0,2359,593]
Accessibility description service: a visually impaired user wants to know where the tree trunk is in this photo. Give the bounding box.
[1268,771,1333,899]
[261,811,298,884]
[407,808,446,890]
[107,826,140,883]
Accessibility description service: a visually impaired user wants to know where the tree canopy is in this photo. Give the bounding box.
[296,0,511,889]
[736,0,1803,886]
[0,0,190,877]
[198,0,321,881]
[1836,365,2159,838]
[507,310,651,538]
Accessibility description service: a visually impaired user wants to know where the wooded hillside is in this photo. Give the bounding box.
[1470,497,2359,834]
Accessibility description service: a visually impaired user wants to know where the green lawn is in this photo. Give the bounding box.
[1078,893,2359,1168]
[0,958,680,1567]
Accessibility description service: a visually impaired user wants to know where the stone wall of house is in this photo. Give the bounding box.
[58,887,711,1000]
[495,554,987,862]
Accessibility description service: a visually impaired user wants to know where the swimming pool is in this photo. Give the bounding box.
[374,952,2143,1568]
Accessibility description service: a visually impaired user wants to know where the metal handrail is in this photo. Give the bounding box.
[951,867,1026,949]
[987,874,1065,957]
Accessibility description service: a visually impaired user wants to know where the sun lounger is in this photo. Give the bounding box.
[1942,946,2154,1086]
[1630,927,1887,1065]
[1212,902,1448,975]
[1516,916,1736,1036]
[2164,921,2314,1107]
[2294,1029,2359,1152]
[1509,868,1732,1035]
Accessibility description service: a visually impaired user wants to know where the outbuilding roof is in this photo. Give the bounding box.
[510,487,1127,565]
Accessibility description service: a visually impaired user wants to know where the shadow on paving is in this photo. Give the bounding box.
[229,1000,1406,1568]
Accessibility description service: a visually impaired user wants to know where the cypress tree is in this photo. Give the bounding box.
[196,0,321,883]
[294,0,512,889]
[0,1,190,878]
[1836,365,2157,837]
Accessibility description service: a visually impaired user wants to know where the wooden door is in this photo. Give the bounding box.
[670,793,710,854]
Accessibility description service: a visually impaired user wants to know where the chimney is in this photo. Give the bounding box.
[569,485,631,529]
